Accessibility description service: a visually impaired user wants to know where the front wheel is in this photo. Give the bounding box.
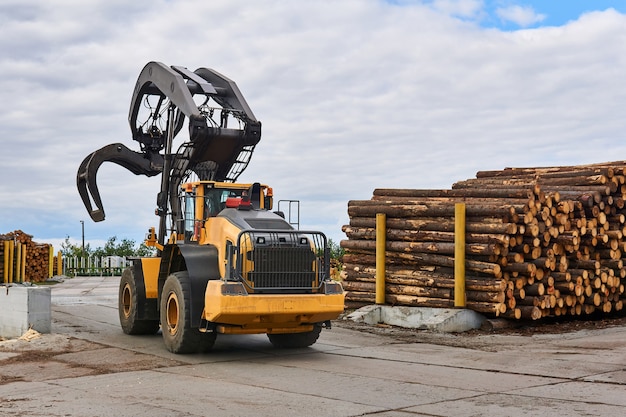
[160,271,216,354]
[267,325,323,349]
[118,269,159,335]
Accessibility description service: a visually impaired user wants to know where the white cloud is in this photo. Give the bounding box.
[0,1,624,248]
[431,0,484,18]
[496,4,546,27]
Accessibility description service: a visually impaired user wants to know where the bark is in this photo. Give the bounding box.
[343,161,626,320]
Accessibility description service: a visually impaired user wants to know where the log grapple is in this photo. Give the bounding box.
[77,62,261,229]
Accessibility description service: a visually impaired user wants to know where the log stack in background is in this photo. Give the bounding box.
[0,230,51,283]
[341,162,626,320]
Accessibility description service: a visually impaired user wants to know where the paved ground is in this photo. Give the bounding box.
[1,275,626,416]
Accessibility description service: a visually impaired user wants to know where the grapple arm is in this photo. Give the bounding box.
[77,143,163,222]
[77,61,261,245]
[128,62,261,182]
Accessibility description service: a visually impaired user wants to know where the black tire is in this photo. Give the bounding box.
[267,324,322,349]
[160,271,216,354]
[119,269,160,335]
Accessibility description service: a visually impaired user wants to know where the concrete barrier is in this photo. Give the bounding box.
[346,305,485,333]
[0,284,51,338]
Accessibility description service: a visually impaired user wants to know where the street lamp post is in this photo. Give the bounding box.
[80,220,85,258]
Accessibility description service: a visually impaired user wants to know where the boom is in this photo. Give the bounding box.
[76,62,261,241]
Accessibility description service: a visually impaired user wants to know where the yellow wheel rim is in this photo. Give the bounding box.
[122,283,132,319]
[166,292,180,335]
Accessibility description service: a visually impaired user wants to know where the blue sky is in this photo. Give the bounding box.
[1,0,625,251]
[495,0,626,28]
[416,0,626,29]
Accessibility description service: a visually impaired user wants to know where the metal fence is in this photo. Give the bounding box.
[63,255,130,277]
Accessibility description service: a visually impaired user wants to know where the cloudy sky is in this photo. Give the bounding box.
[1,0,625,252]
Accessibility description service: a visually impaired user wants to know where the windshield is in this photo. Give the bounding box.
[205,187,245,217]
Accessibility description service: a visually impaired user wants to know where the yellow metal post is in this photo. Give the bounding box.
[454,203,466,307]
[8,240,14,283]
[21,243,27,282]
[49,245,54,278]
[57,250,63,277]
[3,240,9,283]
[15,241,21,283]
[375,212,387,305]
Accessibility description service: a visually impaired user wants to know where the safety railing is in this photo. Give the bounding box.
[63,256,130,277]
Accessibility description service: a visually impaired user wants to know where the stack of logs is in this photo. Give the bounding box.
[341,162,626,320]
[0,230,51,283]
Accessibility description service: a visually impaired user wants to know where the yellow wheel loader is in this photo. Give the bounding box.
[77,62,344,353]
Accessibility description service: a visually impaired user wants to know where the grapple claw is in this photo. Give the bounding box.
[76,143,163,222]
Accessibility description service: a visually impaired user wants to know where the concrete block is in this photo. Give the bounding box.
[346,305,485,333]
[0,284,51,338]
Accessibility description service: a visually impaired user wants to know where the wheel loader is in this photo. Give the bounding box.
[76,62,344,353]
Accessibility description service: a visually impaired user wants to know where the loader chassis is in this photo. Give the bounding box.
[78,62,344,353]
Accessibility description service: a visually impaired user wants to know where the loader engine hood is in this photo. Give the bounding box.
[218,208,293,231]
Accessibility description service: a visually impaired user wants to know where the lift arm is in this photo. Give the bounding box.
[76,62,261,226]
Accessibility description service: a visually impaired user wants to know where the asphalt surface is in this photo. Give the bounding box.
[1,275,626,416]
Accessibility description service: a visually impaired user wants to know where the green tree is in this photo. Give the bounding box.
[92,236,146,257]
[327,238,345,261]
[60,236,92,258]
[136,241,157,257]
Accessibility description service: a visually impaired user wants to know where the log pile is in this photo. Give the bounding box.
[0,230,51,283]
[341,162,626,320]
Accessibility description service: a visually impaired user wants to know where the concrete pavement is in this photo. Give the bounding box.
[1,275,625,416]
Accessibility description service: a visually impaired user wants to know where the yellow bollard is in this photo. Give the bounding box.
[57,250,63,277]
[3,240,9,284]
[21,243,27,282]
[49,245,54,278]
[8,240,14,283]
[15,241,21,283]
[375,212,387,305]
[454,203,466,307]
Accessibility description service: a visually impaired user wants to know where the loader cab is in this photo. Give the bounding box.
[180,181,274,242]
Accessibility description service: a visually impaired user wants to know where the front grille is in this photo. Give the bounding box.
[230,230,329,293]
[248,246,316,288]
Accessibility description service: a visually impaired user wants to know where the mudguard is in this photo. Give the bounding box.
[158,244,221,328]
[128,262,159,321]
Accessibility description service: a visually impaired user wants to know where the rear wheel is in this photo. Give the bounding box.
[267,324,322,349]
[161,271,216,353]
[118,269,160,335]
